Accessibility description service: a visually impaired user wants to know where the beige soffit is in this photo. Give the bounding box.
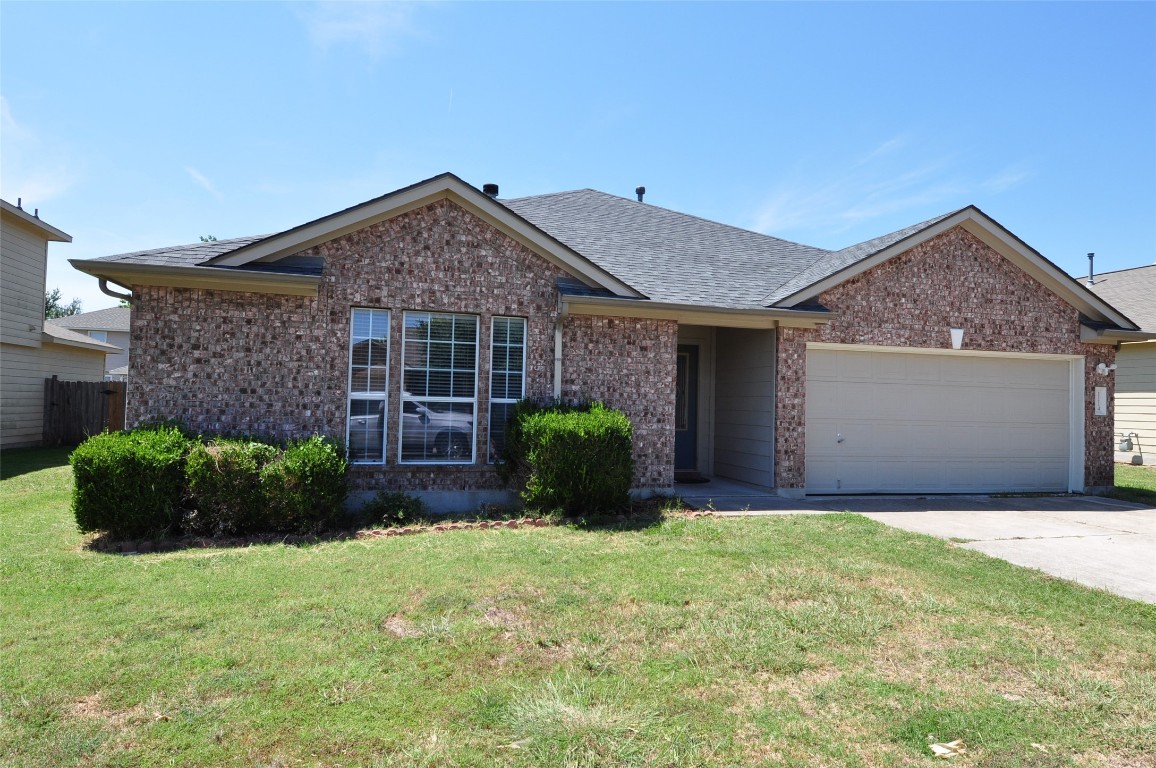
[203,173,642,299]
[67,261,321,297]
[772,206,1139,330]
[562,295,831,329]
[1,199,72,242]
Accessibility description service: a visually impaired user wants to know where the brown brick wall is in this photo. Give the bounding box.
[562,315,678,489]
[775,226,1114,490]
[129,199,676,493]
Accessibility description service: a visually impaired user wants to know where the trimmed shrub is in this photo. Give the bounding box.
[361,491,425,527]
[185,440,279,536]
[261,436,348,533]
[516,401,634,515]
[71,426,192,539]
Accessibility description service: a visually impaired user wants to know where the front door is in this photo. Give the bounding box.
[675,345,698,470]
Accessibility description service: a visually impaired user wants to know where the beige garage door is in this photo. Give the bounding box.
[806,348,1072,494]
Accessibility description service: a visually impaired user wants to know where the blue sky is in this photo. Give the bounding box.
[3,1,1153,313]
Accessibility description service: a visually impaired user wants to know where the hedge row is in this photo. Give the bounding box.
[71,428,348,540]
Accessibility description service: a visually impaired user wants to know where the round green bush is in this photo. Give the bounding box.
[71,426,192,539]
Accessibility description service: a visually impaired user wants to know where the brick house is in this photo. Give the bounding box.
[71,173,1148,508]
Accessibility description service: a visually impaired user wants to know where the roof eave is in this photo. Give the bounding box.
[1079,325,1156,345]
[1,199,72,242]
[771,207,1139,330]
[561,294,831,329]
[69,259,321,297]
[41,330,121,353]
[201,173,643,300]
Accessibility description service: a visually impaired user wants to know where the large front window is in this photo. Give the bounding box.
[489,316,526,462]
[400,312,478,463]
[347,308,390,463]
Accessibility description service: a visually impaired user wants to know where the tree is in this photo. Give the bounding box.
[199,235,217,242]
[45,288,82,319]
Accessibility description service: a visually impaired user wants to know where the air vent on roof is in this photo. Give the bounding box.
[483,183,499,198]
[635,186,646,202]
[1087,252,1095,287]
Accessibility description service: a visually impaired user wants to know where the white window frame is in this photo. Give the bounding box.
[346,308,390,465]
[488,316,527,463]
[398,311,478,465]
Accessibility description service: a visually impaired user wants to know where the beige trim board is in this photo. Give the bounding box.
[774,207,1137,330]
[69,261,321,297]
[806,341,1084,363]
[563,296,831,329]
[203,174,640,299]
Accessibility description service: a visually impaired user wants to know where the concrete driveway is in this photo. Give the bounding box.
[678,480,1156,603]
[853,498,1156,604]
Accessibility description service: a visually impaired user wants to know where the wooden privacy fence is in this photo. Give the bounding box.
[43,377,127,446]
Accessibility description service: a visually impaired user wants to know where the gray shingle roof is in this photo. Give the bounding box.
[504,189,831,308]
[764,209,963,304]
[87,186,973,312]
[45,306,130,332]
[91,235,269,267]
[1088,264,1156,331]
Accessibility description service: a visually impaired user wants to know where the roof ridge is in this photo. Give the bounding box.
[510,187,832,252]
[1090,263,1156,279]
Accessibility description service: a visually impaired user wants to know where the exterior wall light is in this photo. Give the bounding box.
[1095,362,1118,376]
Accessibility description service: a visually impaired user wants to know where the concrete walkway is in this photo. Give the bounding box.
[675,478,1156,603]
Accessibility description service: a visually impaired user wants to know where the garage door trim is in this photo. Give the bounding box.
[805,343,1086,494]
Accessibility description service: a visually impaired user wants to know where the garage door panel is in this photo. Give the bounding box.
[806,349,1073,494]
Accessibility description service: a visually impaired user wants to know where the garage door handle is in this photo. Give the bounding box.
[836,434,845,443]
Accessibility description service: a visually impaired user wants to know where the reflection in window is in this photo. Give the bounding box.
[347,308,389,463]
[489,317,526,463]
[400,312,477,463]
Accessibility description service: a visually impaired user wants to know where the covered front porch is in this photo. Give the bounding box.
[674,324,779,493]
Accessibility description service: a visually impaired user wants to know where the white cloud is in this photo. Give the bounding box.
[982,166,1030,193]
[297,1,417,58]
[0,97,78,204]
[751,138,1027,238]
[185,166,221,198]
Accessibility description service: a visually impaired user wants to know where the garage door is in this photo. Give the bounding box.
[806,348,1073,494]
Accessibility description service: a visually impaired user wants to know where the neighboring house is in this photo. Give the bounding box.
[1088,264,1156,465]
[45,306,131,380]
[70,173,1149,508]
[1,199,120,449]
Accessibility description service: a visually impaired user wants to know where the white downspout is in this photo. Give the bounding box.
[554,300,567,400]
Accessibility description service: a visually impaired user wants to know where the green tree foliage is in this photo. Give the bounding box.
[44,288,82,319]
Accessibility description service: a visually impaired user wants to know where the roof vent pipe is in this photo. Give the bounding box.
[1086,252,1095,287]
[482,183,499,198]
[635,186,646,202]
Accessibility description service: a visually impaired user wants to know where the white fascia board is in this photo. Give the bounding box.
[203,175,641,299]
[563,295,831,329]
[774,207,1138,330]
[69,260,320,297]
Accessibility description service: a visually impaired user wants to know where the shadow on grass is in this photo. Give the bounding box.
[84,500,680,555]
[0,446,73,480]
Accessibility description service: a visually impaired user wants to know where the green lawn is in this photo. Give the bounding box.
[1,449,1153,767]
[1110,462,1156,506]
